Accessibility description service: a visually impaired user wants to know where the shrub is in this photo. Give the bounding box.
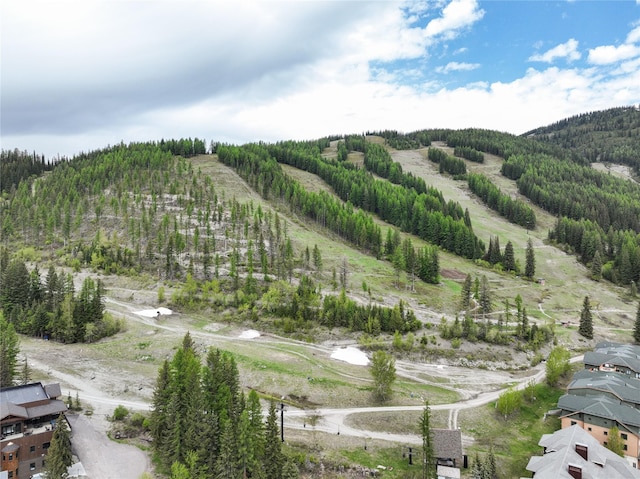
[112,404,129,421]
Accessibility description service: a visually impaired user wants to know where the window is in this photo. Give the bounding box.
[571,421,577,426]
[587,427,592,431]
[30,463,36,471]
[8,472,13,478]
[604,442,608,446]
[8,453,12,460]
[621,433,628,440]
[30,445,36,452]
[604,431,608,436]
[42,442,50,449]
[623,445,628,451]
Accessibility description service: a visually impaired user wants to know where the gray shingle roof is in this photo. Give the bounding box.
[558,394,640,431]
[525,425,640,478]
[584,342,640,373]
[568,370,640,406]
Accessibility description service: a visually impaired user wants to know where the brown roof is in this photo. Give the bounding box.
[433,429,463,461]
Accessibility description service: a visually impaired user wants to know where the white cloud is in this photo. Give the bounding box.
[436,61,481,73]
[627,25,640,44]
[424,0,485,40]
[2,0,640,159]
[529,39,581,63]
[588,44,640,65]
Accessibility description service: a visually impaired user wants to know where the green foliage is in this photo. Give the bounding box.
[468,173,536,228]
[150,335,289,477]
[545,346,571,387]
[0,313,19,387]
[370,350,396,402]
[112,404,130,421]
[45,414,73,479]
[579,295,593,339]
[525,238,535,279]
[496,387,522,420]
[420,401,437,479]
[605,426,625,457]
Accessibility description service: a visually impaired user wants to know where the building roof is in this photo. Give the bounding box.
[0,382,66,421]
[584,342,640,373]
[525,425,640,478]
[433,429,463,460]
[568,370,640,407]
[558,394,640,432]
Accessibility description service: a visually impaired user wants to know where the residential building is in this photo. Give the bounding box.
[583,342,640,379]
[1,383,67,479]
[524,424,640,478]
[558,393,640,469]
[568,369,640,409]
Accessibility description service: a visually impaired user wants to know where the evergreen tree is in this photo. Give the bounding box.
[214,420,240,479]
[460,274,472,311]
[591,250,603,281]
[0,313,20,387]
[634,302,640,344]
[479,275,492,317]
[503,241,515,272]
[263,401,283,479]
[579,295,594,339]
[420,401,437,479]
[525,238,535,279]
[45,414,73,479]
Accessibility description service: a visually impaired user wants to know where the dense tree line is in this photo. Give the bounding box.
[150,333,298,478]
[219,140,483,260]
[453,146,484,163]
[158,137,208,157]
[503,153,640,232]
[427,148,467,176]
[0,258,119,343]
[467,173,536,228]
[0,149,54,194]
[525,106,640,167]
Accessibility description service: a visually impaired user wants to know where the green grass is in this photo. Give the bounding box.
[458,382,563,477]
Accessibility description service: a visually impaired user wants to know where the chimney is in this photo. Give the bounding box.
[568,465,582,479]
[575,444,588,461]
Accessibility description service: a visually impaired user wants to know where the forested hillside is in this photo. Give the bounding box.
[3,108,640,342]
[524,105,640,167]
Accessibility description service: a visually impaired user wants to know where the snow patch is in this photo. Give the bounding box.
[134,307,173,317]
[239,329,261,339]
[330,346,369,366]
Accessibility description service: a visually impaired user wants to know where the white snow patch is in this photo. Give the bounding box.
[330,346,369,366]
[239,329,261,339]
[134,307,173,317]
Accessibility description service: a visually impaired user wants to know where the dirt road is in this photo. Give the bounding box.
[67,414,150,479]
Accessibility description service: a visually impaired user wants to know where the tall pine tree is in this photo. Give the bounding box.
[525,238,535,279]
[579,296,594,339]
[45,414,73,479]
[420,401,437,479]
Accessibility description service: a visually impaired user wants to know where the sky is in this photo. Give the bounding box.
[2,0,640,159]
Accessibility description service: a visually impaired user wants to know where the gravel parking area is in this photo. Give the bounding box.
[67,414,151,479]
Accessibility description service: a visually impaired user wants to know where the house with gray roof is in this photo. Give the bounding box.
[583,342,640,379]
[1,382,67,479]
[568,369,640,409]
[558,393,640,469]
[523,424,640,478]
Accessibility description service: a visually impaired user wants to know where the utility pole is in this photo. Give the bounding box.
[279,401,285,442]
